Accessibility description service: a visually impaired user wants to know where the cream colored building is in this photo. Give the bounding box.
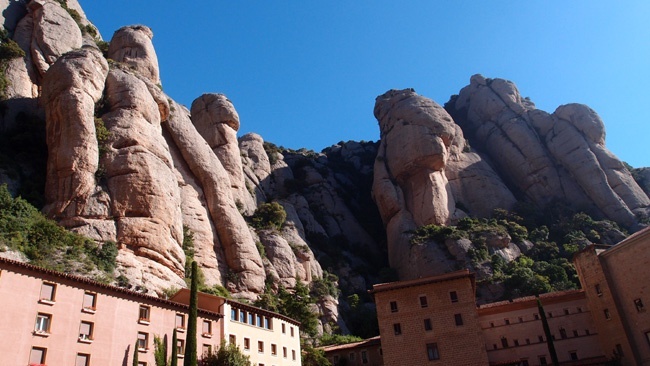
[0,257,301,366]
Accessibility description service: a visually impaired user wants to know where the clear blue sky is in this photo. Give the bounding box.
[81,1,650,168]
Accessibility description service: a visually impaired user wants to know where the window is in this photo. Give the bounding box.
[82,292,97,311]
[539,356,547,365]
[258,341,264,353]
[176,313,185,330]
[176,339,185,355]
[202,320,212,336]
[79,321,94,341]
[490,322,494,327]
[570,351,578,361]
[573,330,579,337]
[534,313,539,320]
[290,327,294,337]
[426,343,439,361]
[520,360,529,366]
[635,298,645,312]
[40,282,56,302]
[231,308,238,321]
[361,350,368,364]
[283,347,287,358]
[390,301,398,313]
[514,339,519,346]
[518,317,523,323]
[137,332,148,350]
[493,344,497,350]
[577,307,583,313]
[501,337,509,348]
[450,291,458,303]
[419,296,428,308]
[282,323,286,334]
[424,318,432,331]
[393,323,402,335]
[75,353,90,366]
[538,335,544,342]
[271,344,277,356]
[256,314,262,327]
[248,313,254,325]
[560,328,567,339]
[243,338,250,350]
[615,344,623,357]
[525,338,530,345]
[504,318,510,325]
[564,308,570,315]
[240,310,246,323]
[604,308,611,319]
[202,344,212,357]
[29,347,47,365]
[139,305,150,322]
[454,313,463,326]
[292,350,296,360]
[349,352,355,361]
[264,317,270,329]
[586,329,590,335]
[548,312,553,318]
[334,355,339,363]
[138,363,147,366]
[595,284,602,296]
[229,334,236,344]
[35,313,51,334]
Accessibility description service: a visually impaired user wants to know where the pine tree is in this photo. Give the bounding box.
[537,298,559,366]
[171,328,178,366]
[184,261,199,365]
[133,339,139,366]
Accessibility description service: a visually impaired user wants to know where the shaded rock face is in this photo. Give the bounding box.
[372,89,516,279]
[449,75,650,228]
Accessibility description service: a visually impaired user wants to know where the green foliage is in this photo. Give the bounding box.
[96,40,110,57]
[200,284,231,298]
[255,241,266,259]
[302,345,332,366]
[154,335,168,366]
[95,117,110,157]
[319,333,363,346]
[199,340,251,366]
[184,262,199,366]
[182,226,196,278]
[0,37,25,60]
[250,202,287,230]
[171,328,178,366]
[133,339,139,366]
[343,293,378,339]
[0,184,117,277]
[310,271,340,298]
[263,142,281,165]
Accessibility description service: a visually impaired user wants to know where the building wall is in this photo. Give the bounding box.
[223,301,301,366]
[479,291,603,365]
[0,262,222,365]
[596,228,650,365]
[322,337,383,366]
[372,271,489,366]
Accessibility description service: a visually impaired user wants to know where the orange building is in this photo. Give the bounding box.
[370,270,489,366]
[573,226,650,366]
[321,336,383,366]
[0,257,301,366]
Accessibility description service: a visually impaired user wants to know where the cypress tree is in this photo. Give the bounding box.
[171,328,178,366]
[133,339,139,366]
[184,261,198,365]
[537,298,559,366]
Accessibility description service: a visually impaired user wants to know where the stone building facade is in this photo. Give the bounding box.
[370,270,489,366]
[573,226,650,366]
[0,257,301,366]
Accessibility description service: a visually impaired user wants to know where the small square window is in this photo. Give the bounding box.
[548,312,553,318]
[573,330,579,337]
[426,343,439,360]
[75,353,90,366]
[586,329,590,335]
[570,351,578,361]
[393,323,402,335]
[176,313,186,330]
[424,318,432,331]
[202,320,212,335]
[604,309,611,319]
[82,292,97,311]
[202,344,212,357]
[419,296,428,308]
[538,335,544,342]
[240,310,246,323]
[35,313,51,334]
[518,317,523,323]
[40,283,56,302]
[514,339,519,346]
[635,298,645,312]
[450,291,458,303]
[139,305,150,322]
[283,347,287,358]
[79,321,94,341]
[539,356,547,365]
[290,327,294,337]
[271,344,277,356]
[534,313,540,320]
[176,339,185,355]
[264,317,271,329]
[229,334,236,344]
[248,313,254,325]
[361,350,368,364]
[504,318,510,325]
[231,308,238,321]
[137,332,149,350]
[454,313,463,326]
[256,314,262,327]
[258,340,264,353]
[292,350,296,360]
[595,284,602,296]
[244,338,250,350]
[490,322,494,327]
[349,352,355,361]
[501,337,509,348]
[282,323,286,334]
[390,301,398,313]
[30,347,47,364]
[564,308,570,315]
[577,307,583,313]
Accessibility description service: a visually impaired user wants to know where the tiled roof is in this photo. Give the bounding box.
[320,336,381,352]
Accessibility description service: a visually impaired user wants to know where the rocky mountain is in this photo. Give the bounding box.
[1,0,648,337]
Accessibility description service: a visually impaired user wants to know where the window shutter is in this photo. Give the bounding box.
[29,348,45,363]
